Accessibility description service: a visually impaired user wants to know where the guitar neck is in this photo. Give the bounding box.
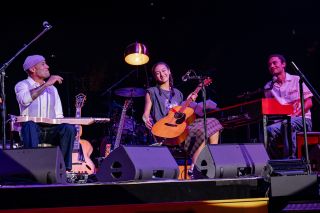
[73,107,82,150]
[179,84,202,113]
[114,108,127,149]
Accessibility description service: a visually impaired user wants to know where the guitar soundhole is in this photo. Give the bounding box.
[174,113,186,124]
[174,112,184,119]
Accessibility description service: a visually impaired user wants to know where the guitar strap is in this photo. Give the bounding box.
[167,88,173,104]
[153,87,169,119]
[162,88,174,111]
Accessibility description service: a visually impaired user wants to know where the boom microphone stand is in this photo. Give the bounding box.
[183,71,209,143]
[0,21,52,150]
[101,68,140,117]
[200,77,208,144]
[291,61,320,174]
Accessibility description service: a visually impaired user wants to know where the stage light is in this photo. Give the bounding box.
[124,42,149,65]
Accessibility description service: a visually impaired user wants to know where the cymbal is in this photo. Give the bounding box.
[114,87,146,97]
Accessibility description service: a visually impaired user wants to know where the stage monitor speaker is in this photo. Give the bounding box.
[299,144,320,172]
[270,175,318,197]
[0,147,66,184]
[96,145,179,182]
[308,144,320,171]
[194,143,270,179]
[261,159,318,197]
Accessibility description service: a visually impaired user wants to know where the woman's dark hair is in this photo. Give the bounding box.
[151,62,175,98]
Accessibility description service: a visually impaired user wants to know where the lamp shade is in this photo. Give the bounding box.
[124,42,149,65]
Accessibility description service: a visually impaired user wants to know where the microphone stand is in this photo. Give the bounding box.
[187,75,209,143]
[200,77,208,144]
[101,67,148,145]
[101,68,138,113]
[237,78,276,100]
[101,65,150,112]
[101,68,143,97]
[0,23,52,150]
[291,62,320,174]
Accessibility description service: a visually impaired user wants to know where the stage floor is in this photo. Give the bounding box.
[0,177,267,209]
[1,175,320,212]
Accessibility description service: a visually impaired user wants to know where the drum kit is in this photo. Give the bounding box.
[114,87,146,98]
[100,87,151,157]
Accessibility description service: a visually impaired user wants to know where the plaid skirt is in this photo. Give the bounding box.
[183,117,223,157]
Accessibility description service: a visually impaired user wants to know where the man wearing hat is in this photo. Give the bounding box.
[14,54,76,171]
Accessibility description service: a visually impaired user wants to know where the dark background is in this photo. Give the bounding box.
[1,0,320,152]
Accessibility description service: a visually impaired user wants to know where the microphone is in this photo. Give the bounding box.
[43,21,52,29]
[272,76,278,83]
[181,70,192,82]
[264,76,278,91]
[270,76,278,88]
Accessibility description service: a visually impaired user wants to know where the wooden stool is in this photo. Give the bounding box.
[168,146,191,180]
[297,132,320,159]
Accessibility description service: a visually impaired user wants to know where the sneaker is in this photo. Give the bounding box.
[187,169,194,179]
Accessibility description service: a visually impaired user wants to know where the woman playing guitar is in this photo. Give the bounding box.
[142,62,223,176]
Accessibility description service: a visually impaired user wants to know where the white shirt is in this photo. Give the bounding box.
[264,73,313,119]
[15,76,64,118]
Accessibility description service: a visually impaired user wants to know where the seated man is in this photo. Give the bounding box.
[14,55,76,170]
[264,54,313,159]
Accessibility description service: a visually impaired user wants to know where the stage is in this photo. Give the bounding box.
[0,175,319,212]
[1,145,320,212]
[0,177,269,212]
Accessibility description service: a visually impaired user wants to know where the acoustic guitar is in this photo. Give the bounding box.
[151,78,212,146]
[104,99,132,158]
[113,99,132,150]
[71,93,96,175]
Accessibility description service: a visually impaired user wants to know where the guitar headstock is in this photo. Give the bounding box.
[123,99,133,111]
[75,93,87,109]
[196,77,213,90]
[203,77,213,87]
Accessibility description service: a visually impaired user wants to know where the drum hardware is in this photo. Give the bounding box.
[99,91,150,158]
[114,87,146,98]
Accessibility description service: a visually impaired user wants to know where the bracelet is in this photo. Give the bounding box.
[142,116,147,123]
